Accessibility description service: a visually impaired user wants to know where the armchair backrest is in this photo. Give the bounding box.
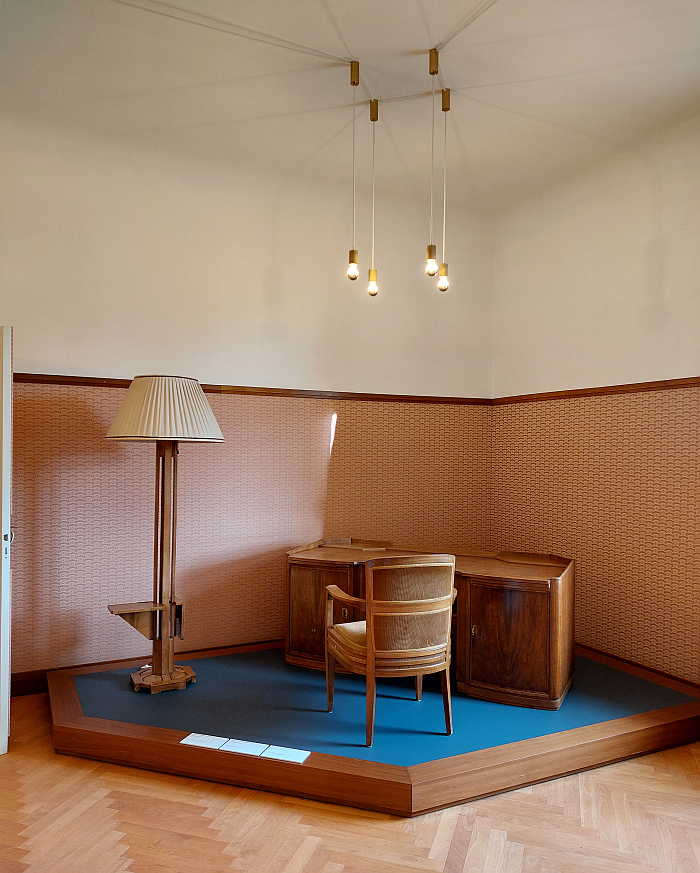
[364,554,456,663]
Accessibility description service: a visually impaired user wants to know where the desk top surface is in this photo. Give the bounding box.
[288,543,572,582]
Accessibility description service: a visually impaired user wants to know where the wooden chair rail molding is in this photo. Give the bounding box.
[14,372,700,404]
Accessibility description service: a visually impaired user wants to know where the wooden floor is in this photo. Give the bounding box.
[4,695,700,872]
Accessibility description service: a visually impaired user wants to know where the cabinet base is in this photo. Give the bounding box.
[457,675,573,710]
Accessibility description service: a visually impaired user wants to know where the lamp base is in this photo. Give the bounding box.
[130,665,196,693]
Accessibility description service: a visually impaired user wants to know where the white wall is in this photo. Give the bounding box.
[0,116,494,398]
[492,116,700,397]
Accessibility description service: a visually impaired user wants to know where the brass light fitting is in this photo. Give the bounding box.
[429,48,439,76]
[347,248,359,280]
[343,51,455,297]
[368,99,379,296]
[368,268,378,297]
[438,88,450,292]
[426,49,439,277]
[348,61,360,280]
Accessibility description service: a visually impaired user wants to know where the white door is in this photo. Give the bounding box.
[0,327,12,753]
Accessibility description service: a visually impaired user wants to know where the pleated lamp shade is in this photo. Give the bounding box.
[106,375,224,442]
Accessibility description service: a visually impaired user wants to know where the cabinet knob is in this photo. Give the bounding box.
[471,624,477,636]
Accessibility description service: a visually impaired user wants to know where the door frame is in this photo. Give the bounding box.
[0,326,12,753]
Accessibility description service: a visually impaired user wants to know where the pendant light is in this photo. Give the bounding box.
[438,87,450,292]
[347,61,360,280]
[368,98,379,296]
[426,49,439,277]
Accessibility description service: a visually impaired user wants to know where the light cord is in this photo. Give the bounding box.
[352,84,356,249]
[430,76,435,245]
[442,107,447,263]
[371,118,376,270]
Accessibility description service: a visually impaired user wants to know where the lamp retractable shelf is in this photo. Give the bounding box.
[106,375,223,693]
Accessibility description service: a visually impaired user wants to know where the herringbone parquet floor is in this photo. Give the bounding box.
[3,694,700,872]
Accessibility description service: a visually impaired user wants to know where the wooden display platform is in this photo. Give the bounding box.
[47,645,700,817]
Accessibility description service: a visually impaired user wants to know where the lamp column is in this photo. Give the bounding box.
[152,440,178,678]
[129,439,195,692]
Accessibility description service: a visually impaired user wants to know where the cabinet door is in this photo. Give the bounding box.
[470,581,549,694]
[288,564,352,659]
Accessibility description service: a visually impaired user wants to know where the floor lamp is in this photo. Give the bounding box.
[106,375,223,693]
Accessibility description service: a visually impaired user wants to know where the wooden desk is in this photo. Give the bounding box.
[286,540,575,710]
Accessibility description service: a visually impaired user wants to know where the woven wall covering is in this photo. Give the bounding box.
[11,382,700,682]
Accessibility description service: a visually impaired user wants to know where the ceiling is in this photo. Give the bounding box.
[2,0,700,213]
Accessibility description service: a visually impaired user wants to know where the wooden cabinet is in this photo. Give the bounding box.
[286,539,390,670]
[287,562,353,667]
[454,554,575,710]
[286,541,575,710]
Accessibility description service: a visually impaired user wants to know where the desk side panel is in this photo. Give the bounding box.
[286,562,352,668]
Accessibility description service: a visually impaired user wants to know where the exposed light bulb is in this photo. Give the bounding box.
[347,249,359,280]
[368,268,378,297]
[438,263,449,292]
[425,244,438,276]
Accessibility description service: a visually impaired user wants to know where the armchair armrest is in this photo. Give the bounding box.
[326,585,366,609]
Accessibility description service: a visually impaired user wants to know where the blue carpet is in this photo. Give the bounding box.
[74,649,695,766]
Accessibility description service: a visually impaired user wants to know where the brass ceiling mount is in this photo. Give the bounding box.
[429,48,439,75]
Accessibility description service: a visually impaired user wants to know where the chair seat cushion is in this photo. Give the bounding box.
[328,620,366,651]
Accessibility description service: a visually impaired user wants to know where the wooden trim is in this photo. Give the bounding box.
[203,384,491,406]
[575,643,700,697]
[22,640,697,701]
[14,371,700,405]
[47,649,700,816]
[179,639,284,658]
[11,668,48,697]
[14,373,132,389]
[13,373,489,406]
[12,639,284,697]
[48,663,413,817]
[493,375,700,405]
[408,701,700,815]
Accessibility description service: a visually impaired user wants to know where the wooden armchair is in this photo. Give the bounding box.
[325,554,457,746]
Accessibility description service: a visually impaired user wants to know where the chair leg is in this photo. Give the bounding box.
[415,675,422,701]
[366,673,376,747]
[325,650,335,713]
[440,668,453,735]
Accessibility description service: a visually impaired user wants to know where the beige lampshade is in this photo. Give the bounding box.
[106,375,224,442]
